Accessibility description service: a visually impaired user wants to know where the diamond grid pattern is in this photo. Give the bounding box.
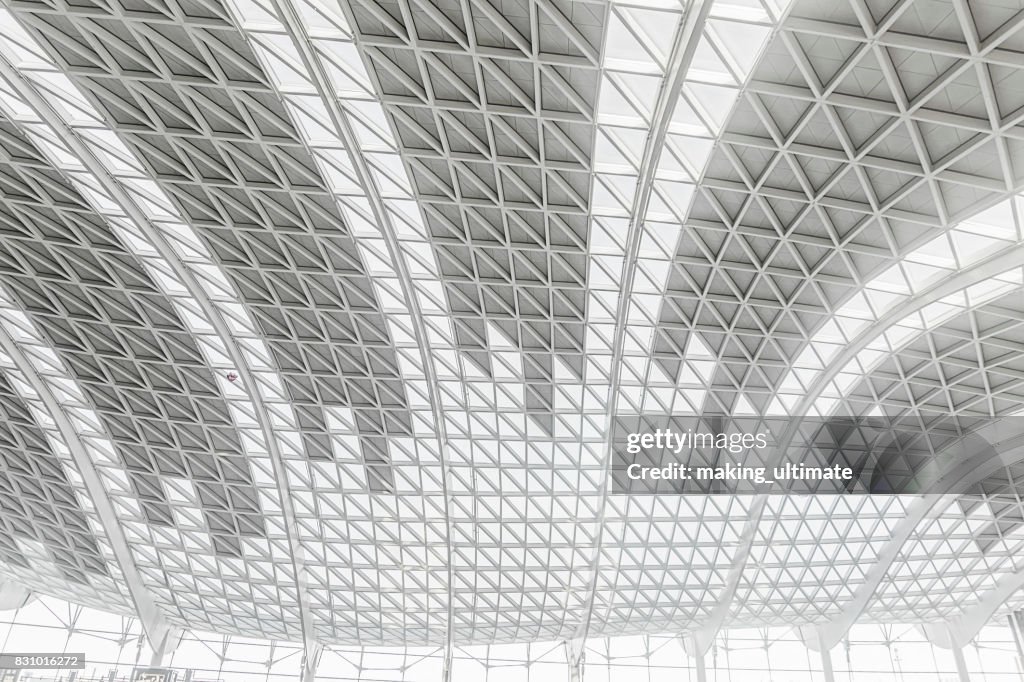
[0,0,1018,654]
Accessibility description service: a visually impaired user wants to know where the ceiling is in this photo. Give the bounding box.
[0,0,1020,656]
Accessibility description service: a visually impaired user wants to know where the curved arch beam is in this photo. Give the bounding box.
[577,0,714,641]
[773,240,1024,452]
[221,0,457,661]
[685,496,766,654]
[688,242,1024,654]
[0,309,176,654]
[230,0,593,647]
[923,561,1024,649]
[786,242,1024,422]
[681,0,1024,649]
[802,430,1024,651]
[0,34,315,652]
[788,253,1024,651]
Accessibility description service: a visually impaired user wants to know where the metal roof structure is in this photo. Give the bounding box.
[0,0,1023,674]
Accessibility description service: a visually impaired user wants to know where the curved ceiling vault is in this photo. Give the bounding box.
[0,0,1019,655]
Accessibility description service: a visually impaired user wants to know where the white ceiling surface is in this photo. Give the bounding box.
[0,0,1018,652]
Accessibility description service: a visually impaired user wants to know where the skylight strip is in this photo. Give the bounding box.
[579,0,787,641]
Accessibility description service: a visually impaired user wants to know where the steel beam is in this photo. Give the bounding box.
[566,638,585,682]
[0,325,175,655]
[302,642,324,682]
[0,44,313,656]
[694,649,708,682]
[232,0,458,666]
[578,0,713,642]
[712,243,1024,651]
[925,565,1024,651]
[1008,611,1024,676]
[952,643,972,682]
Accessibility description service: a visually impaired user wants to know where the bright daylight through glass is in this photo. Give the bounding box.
[0,0,1021,679]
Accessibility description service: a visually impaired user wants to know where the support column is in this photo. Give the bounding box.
[566,638,584,682]
[922,618,977,681]
[951,643,971,682]
[148,626,182,667]
[801,626,837,682]
[694,648,707,682]
[301,642,323,682]
[819,641,836,682]
[1009,612,1024,676]
[442,643,453,682]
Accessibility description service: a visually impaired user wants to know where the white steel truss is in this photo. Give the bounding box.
[0,0,1018,656]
